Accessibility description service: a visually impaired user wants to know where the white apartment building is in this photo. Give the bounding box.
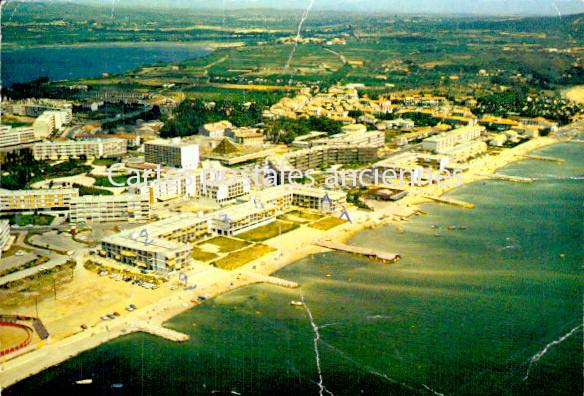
[200,172,251,203]
[440,141,487,162]
[291,186,347,213]
[0,125,36,148]
[421,125,485,154]
[33,138,127,160]
[69,194,151,224]
[100,213,211,272]
[145,139,200,169]
[310,129,385,149]
[0,188,79,212]
[32,110,70,139]
[0,220,11,255]
[130,171,200,203]
[3,99,73,122]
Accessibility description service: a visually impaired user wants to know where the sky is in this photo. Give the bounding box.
[66,0,584,16]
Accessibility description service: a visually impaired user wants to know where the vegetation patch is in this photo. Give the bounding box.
[4,214,55,226]
[92,158,119,166]
[309,217,347,231]
[278,210,323,224]
[74,183,114,196]
[237,220,299,242]
[212,244,276,270]
[203,236,251,253]
[191,247,219,262]
[0,260,76,308]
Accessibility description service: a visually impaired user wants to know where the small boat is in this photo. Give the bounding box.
[447,225,467,230]
[75,379,93,385]
[290,301,304,307]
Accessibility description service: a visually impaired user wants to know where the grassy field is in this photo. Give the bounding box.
[309,216,346,231]
[4,214,55,226]
[203,236,251,253]
[90,175,131,188]
[279,210,324,224]
[191,247,219,262]
[92,158,119,166]
[213,244,276,270]
[237,220,299,242]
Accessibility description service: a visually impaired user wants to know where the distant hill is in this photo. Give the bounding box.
[14,0,584,17]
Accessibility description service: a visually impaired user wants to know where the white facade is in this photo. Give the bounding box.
[69,194,150,224]
[145,139,200,169]
[0,125,36,148]
[0,220,11,255]
[0,188,79,212]
[421,125,484,154]
[33,139,127,160]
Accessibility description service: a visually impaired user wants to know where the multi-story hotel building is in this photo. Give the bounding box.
[100,213,211,272]
[270,145,379,174]
[291,186,347,213]
[0,125,36,148]
[3,99,73,122]
[421,125,485,154]
[440,141,487,162]
[32,138,127,160]
[69,195,151,224]
[0,188,79,212]
[144,139,200,169]
[211,201,281,236]
[297,128,385,149]
[130,172,200,203]
[100,232,192,273]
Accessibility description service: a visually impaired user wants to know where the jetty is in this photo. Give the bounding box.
[480,173,535,183]
[242,272,299,288]
[128,321,189,342]
[315,240,400,263]
[420,195,475,209]
[520,154,565,163]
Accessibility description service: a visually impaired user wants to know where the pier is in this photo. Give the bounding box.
[420,195,475,209]
[480,173,535,183]
[520,154,565,163]
[128,321,190,342]
[315,240,400,263]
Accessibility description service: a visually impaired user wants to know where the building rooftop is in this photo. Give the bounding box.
[145,138,199,148]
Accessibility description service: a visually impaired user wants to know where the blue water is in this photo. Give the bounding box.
[5,143,583,396]
[1,44,212,87]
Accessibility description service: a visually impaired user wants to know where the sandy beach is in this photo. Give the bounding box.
[563,85,584,104]
[0,132,573,389]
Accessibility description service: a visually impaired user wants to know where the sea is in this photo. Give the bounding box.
[1,44,212,88]
[4,142,583,396]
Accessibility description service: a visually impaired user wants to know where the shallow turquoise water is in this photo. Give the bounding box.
[5,143,583,396]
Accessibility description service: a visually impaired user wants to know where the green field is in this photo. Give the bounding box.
[212,244,276,270]
[4,214,55,226]
[308,216,347,231]
[202,236,251,253]
[237,220,299,242]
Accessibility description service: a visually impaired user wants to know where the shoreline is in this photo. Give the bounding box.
[1,41,245,50]
[0,134,573,389]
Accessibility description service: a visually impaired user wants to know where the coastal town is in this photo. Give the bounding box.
[0,81,582,387]
[0,1,583,393]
